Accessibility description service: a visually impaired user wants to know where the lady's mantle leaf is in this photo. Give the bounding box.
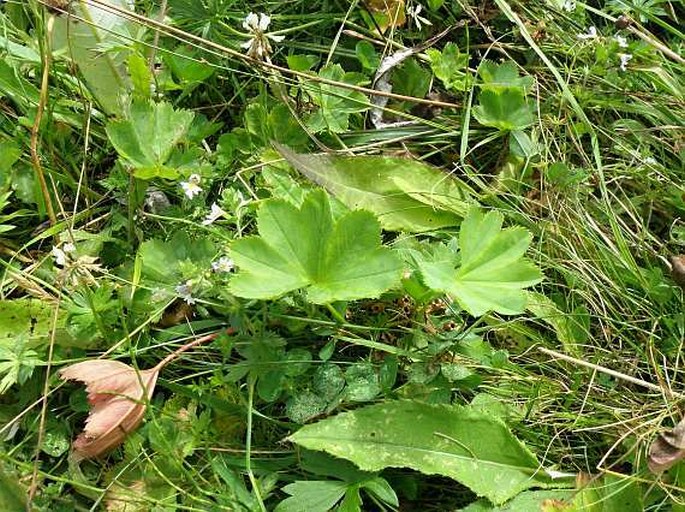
[59,360,159,460]
[105,101,194,179]
[418,208,542,315]
[288,400,555,505]
[229,190,402,303]
[473,89,534,131]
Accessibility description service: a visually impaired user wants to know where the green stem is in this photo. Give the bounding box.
[325,303,346,324]
[246,377,267,512]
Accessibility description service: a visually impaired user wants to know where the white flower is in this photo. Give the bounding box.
[643,156,657,165]
[243,12,271,32]
[240,12,285,60]
[211,256,235,273]
[561,0,576,11]
[619,53,632,71]
[577,26,598,40]
[614,35,628,48]
[202,203,227,226]
[63,242,76,254]
[407,3,432,31]
[175,281,196,304]
[180,174,202,199]
[52,247,68,266]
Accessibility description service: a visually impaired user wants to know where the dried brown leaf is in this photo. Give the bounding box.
[648,417,685,473]
[670,255,685,288]
[59,360,159,460]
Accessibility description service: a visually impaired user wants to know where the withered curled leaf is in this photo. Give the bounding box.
[59,360,159,461]
[670,255,685,289]
[648,417,685,473]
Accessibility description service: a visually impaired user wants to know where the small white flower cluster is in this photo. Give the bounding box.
[180,174,202,199]
[406,3,432,31]
[562,0,576,11]
[211,256,234,273]
[576,27,632,72]
[52,242,76,267]
[618,53,632,71]
[51,242,103,286]
[175,281,196,305]
[577,26,598,40]
[241,12,285,60]
[202,203,227,226]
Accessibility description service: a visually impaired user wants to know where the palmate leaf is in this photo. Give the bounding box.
[418,208,542,315]
[472,89,535,131]
[306,64,369,133]
[105,101,195,179]
[288,400,557,505]
[229,190,402,304]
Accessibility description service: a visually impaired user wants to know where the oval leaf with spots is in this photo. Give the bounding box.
[288,400,556,505]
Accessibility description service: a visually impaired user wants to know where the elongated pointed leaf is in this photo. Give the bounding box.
[288,400,555,505]
[276,144,472,232]
[229,190,402,303]
[52,0,134,115]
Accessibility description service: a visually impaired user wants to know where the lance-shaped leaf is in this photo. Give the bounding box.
[417,208,542,315]
[59,360,159,460]
[276,144,472,232]
[288,400,556,505]
[229,190,402,303]
[648,417,685,473]
[52,0,134,115]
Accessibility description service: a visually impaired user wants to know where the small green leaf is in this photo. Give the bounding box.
[106,101,195,178]
[305,64,369,133]
[139,231,216,284]
[426,43,471,92]
[0,337,41,394]
[275,481,348,512]
[478,61,534,91]
[276,144,471,232]
[288,400,555,505]
[165,45,215,83]
[473,89,535,131]
[418,208,542,315]
[127,53,153,99]
[229,190,402,303]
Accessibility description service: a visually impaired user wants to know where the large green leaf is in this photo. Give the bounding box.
[288,400,556,505]
[276,144,472,232]
[106,101,195,179]
[229,190,402,303]
[52,0,134,115]
[418,208,542,315]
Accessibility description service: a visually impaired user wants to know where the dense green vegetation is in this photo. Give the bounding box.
[1,0,684,510]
